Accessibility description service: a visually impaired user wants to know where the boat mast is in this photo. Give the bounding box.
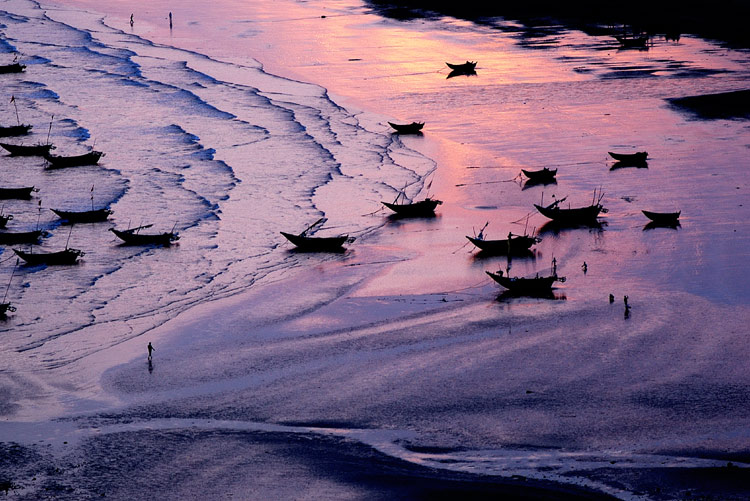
[46,115,53,146]
[2,259,18,305]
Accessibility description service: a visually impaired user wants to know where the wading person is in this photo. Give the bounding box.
[147,342,155,360]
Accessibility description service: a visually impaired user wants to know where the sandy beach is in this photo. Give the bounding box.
[1,0,749,498]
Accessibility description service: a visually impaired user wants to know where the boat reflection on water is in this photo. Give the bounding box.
[496,289,566,302]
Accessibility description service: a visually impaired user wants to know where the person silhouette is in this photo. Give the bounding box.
[147,342,155,360]
[169,12,172,29]
[609,293,615,303]
[130,14,134,27]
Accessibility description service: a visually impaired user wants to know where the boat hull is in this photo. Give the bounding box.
[44,150,103,168]
[486,271,558,294]
[0,63,25,74]
[110,228,178,246]
[521,168,557,181]
[0,124,32,137]
[0,230,42,245]
[0,215,13,228]
[281,231,348,251]
[0,186,35,199]
[642,210,680,224]
[608,151,648,165]
[535,203,603,223]
[14,248,83,265]
[382,199,441,217]
[388,122,424,134]
[0,142,53,157]
[466,235,537,255]
[51,208,112,223]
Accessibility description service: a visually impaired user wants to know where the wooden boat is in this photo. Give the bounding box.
[615,35,648,48]
[0,142,54,157]
[0,124,32,137]
[642,210,680,224]
[388,121,424,134]
[521,168,557,182]
[0,214,13,228]
[0,62,25,74]
[44,150,103,168]
[467,233,539,255]
[51,208,112,223]
[446,61,477,72]
[280,231,349,251]
[534,196,605,224]
[0,230,43,245]
[0,186,36,199]
[14,247,83,265]
[382,198,442,217]
[0,302,15,316]
[110,227,179,246]
[608,151,648,164]
[486,259,565,295]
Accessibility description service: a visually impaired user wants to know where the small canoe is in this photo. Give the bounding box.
[467,234,539,255]
[51,208,112,223]
[608,151,648,164]
[0,214,13,228]
[0,142,53,157]
[382,198,442,217]
[44,150,103,168]
[0,124,32,137]
[0,230,43,245]
[0,62,25,74]
[0,186,36,199]
[535,202,604,223]
[14,247,83,265]
[521,168,557,182]
[281,231,349,252]
[388,122,424,134]
[110,228,179,246]
[446,61,477,71]
[642,210,680,224]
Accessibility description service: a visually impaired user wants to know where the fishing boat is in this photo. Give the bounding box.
[280,217,351,251]
[466,233,539,255]
[0,142,54,156]
[0,124,32,137]
[0,186,37,199]
[14,247,83,265]
[0,62,25,73]
[51,208,112,223]
[608,151,648,164]
[0,230,43,245]
[446,61,477,72]
[382,198,442,217]
[534,195,605,224]
[521,168,557,182]
[388,121,424,134]
[110,226,179,246]
[44,150,103,168]
[0,214,13,228]
[614,34,648,48]
[642,210,680,224]
[486,258,565,295]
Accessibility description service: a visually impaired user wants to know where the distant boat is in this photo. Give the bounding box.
[0,142,54,157]
[0,62,25,74]
[0,186,37,199]
[615,34,649,48]
[0,214,13,228]
[521,168,557,183]
[534,195,605,224]
[642,210,680,224]
[110,226,179,246]
[467,233,539,255]
[382,198,442,217]
[446,61,477,72]
[388,121,424,134]
[51,208,112,223]
[14,247,83,265]
[0,124,32,137]
[608,151,648,164]
[44,150,103,168]
[0,230,43,245]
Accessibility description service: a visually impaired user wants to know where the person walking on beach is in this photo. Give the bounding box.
[169,12,172,29]
[130,14,134,27]
[147,342,155,360]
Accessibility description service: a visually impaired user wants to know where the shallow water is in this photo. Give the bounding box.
[1,0,749,498]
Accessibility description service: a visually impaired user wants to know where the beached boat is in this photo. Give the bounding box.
[388,121,424,134]
[642,210,680,224]
[51,208,112,223]
[382,198,442,217]
[467,233,539,255]
[615,35,648,48]
[486,263,565,295]
[0,186,36,199]
[0,230,43,245]
[110,227,179,246]
[44,150,103,168]
[14,247,83,265]
[0,142,53,156]
[0,302,15,316]
[0,124,32,137]
[608,151,648,164]
[521,168,557,182]
[280,232,349,251]
[0,214,13,228]
[534,196,605,224]
[0,62,25,73]
[446,61,477,72]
